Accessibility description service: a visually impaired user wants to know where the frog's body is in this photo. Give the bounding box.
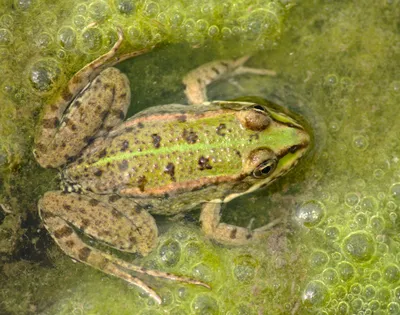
[34,30,310,303]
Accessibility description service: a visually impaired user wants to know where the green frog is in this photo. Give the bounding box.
[34,29,310,303]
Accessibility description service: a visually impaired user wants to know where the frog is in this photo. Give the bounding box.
[33,29,311,304]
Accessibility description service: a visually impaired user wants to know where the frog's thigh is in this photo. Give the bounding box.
[182,56,276,105]
[200,202,269,245]
[39,191,157,255]
[35,68,130,168]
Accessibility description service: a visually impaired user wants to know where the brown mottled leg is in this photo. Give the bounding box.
[39,191,208,304]
[200,202,279,245]
[183,56,277,105]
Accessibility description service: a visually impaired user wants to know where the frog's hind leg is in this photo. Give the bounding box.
[183,56,277,105]
[200,202,279,245]
[39,191,209,304]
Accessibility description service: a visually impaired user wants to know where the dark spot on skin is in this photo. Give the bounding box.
[137,175,147,192]
[164,162,176,181]
[111,209,123,218]
[289,145,300,153]
[137,122,144,129]
[63,204,71,211]
[118,110,125,120]
[230,228,237,239]
[89,199,100,206]
[196,78,202,85]
[235,150,241,158]
[119,92,127,99]
[118,160,129,171]
[211,66,220,75]
[183,128,199,144]
[79,207,86,214]
[83,136,94,145]
[50,104,58,112]
[120,140,129,152]
[129,236,137,244]
[65,240,75,248]
[61,89,73,102]
[198,156,212,170]
[42,117,59,129]
[65,155,74,163]
[220,61,229,68]
[54,226,73,239]
[103,83,111,90]
[216,123,226,136]
[77,158,83,164]
[73,100,82,108]
[71,75,82,85]
[108,195,121,203]
[80,218,90,229]
[177,115,187,123]
[78,247,92,261]
[249,134,259,142]
[125,127,134,132]
[246,233,253,240]
[94,169,102,177]
[151,134,162,148]
[98,149,107,158]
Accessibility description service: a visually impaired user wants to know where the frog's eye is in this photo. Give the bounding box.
[252,159,277,178]
[252,104,266,112]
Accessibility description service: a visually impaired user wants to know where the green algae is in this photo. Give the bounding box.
[1,0,400,314]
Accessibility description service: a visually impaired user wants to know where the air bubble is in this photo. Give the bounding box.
[337,301,349,314]
[338,261,355,281]
[28,58,61,92]
[192,263,213,283]
[390,183,400,201]
[221,27,232,40]
[196,19,208,32]
[144,2,159,17]
[233,254,257,282]
[192,295,219,314]
[170,12,184,28]
[384,264,400,283]
[370,215,385,233]
[344,193,360,207]
[370,270,381,282]
[73,15,86,29]
[310,251,329,269]
[352,135,369,151]
[89,0,110,22]
[35,33,53,49]
[351,298,363,311]
[158,239,181,267]
[354,213,367,227]
[388,302,400,314]
[295,200,325,227]
[14,0,34,11]
[322,268,338,285]
[325,74,338,86]
[58,26,76,50]
[368,300,380,311]
[208,25,220,37]
[373,168,385,179]
[80,27,103,53]
[342,231,375,262]
[364,284,376,300]
[377,288,391,303]
[325,226,339,240]
[115,0,135,14]
[302,280,330,307]
[243,9,279,39]
[361,196,378,212]
[0,28,12,46]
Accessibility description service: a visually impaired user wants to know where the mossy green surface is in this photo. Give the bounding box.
[1,0,400,314]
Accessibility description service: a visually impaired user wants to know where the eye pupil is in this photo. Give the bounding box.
[253,159,277,178]
[253,105,265,111]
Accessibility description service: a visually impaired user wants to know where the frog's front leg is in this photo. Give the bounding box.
[183,56,277,104]
[200,202,279,245]
[39,192,208,304]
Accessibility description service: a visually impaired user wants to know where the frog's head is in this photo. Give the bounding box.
[219,101,311,203]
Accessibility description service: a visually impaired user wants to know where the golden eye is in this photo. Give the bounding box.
[252,159,277,178]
